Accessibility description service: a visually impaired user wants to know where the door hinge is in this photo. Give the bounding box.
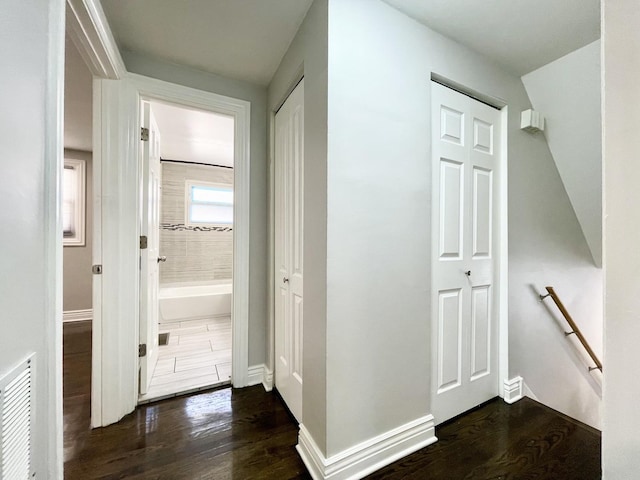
[141,127,149,142]
[139,344,147,357]
[92,264,102,275]
[140,235,148,249]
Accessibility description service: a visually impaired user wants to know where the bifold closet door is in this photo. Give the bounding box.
[274,79,304,422]
[431,82,502,424]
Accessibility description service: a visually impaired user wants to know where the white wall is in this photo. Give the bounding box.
[522,40,602,267]
[323,0,602,459]
[122,51,269,366]
[602,0,640,476]
[65,35,93,151]
[0,0,64,477]
[268,0,329,454]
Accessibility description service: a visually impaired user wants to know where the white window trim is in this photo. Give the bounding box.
[63,158,86,246]
[185,180,234,227]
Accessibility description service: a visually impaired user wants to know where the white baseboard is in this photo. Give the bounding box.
[503,376,524,404]
[63,309,93,323]
[297,415,437,480]
[247,364,273,392]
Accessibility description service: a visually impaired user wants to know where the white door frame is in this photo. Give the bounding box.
[131,72,252,392]
[91,73,251,427]
[67,0,252,427]
[430,75,509,402]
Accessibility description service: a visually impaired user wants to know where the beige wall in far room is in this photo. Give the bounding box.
[63,149,93,311]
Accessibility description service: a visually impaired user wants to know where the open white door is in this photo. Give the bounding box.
[274,79,304,422]
[139,101,161,396]
[431,82,502,424]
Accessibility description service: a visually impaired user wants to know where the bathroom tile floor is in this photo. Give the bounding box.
[138,315,232,403]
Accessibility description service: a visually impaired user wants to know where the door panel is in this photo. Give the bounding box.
[472,167,493,258]
[274,79,304,422]
[441,106,464,145]
[437,289,462,393]
[473,118,493,154]
[139,102,161,396]
[439,159,464,259]
[470,285,491,380]
[432,82,501,424]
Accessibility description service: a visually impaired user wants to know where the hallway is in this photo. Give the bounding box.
[63,322,601,479]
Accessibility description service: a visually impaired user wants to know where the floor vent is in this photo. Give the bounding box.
[0,355,33,480]
[159,333,170,346]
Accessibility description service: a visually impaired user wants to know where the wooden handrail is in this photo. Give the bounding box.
[541,286,603,372]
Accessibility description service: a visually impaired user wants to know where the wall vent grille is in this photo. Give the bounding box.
[0,356,33,480]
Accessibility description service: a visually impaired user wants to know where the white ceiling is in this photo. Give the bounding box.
[100,0,313,86]
[381,0,600,75]
[151,102,235,167]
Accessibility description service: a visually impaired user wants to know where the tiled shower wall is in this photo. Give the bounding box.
[160,162,233,285]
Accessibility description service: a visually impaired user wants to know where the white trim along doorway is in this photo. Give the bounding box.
[91,72,251,427]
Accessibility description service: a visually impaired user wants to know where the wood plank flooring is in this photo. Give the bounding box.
[64,321,601,479]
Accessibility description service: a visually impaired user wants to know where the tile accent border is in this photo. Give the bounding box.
[63,309,93,323]
[503,376,524,404]
[160,222,232,233]
[297,415,437,480]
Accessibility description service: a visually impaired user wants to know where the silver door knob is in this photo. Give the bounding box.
[464,270,471,276]
[158,256,167,263]
[283,277,289,283]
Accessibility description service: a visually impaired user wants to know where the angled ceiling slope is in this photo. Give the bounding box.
[381,0,600,75]
[100,0,313,86]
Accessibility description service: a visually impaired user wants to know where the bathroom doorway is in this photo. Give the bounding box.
[138,100,235,403]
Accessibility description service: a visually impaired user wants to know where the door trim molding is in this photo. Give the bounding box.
[129,73,252,390]
[66,0,126,79]
[46,1,66,474]
[497,106,509,397]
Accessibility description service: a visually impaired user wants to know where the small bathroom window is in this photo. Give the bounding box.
[186,180,233,226]
[63,158,86,246]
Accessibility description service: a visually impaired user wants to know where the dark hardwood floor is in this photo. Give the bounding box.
[64,321,601,479]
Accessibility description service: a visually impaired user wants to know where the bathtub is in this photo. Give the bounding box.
[159,283,232,323]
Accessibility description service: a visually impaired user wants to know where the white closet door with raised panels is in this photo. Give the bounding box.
[274,79,304,422]
[431,82,501,424]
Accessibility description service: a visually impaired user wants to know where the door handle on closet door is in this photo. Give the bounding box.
[283,277,289,283]
[158,256,167,263]
[464,270,471,276]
